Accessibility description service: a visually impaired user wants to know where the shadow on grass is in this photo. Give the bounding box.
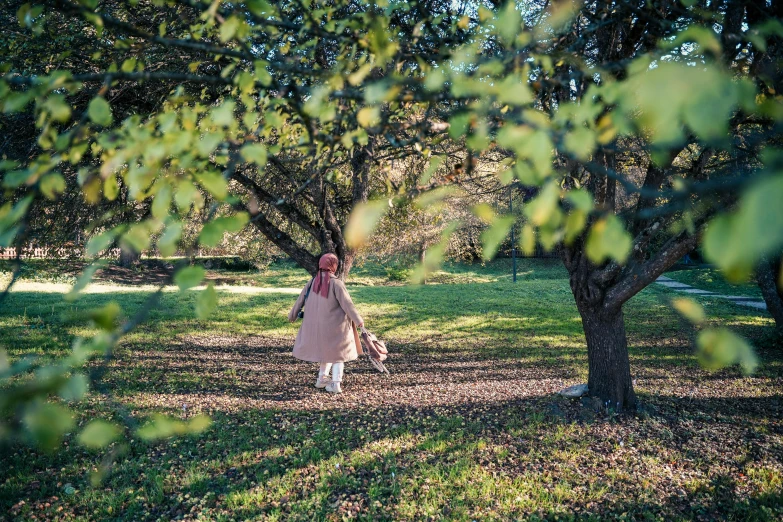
[161,391,783,521]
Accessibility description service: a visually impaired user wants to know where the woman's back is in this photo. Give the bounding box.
[289,275,363,364]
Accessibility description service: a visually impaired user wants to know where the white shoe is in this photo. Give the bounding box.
[325,381,342,394]
[315,375,330,389]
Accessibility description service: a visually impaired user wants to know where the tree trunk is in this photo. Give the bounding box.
[579,304,637,411]
[337,250,355,280]
[119,248,140,267]
[757,257,783,330]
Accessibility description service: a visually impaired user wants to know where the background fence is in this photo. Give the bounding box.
[0,247,125,260]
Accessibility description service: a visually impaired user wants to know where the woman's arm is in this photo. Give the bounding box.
[333,280,364,327]
[288,281,310,322]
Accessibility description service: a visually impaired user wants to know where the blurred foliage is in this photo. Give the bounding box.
[2,0,783,447]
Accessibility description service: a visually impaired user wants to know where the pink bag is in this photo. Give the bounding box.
[359,327,389,373]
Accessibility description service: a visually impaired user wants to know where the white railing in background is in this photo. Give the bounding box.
[0,248,128,259]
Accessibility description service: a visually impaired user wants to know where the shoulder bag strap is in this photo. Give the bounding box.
[304,276,314,302]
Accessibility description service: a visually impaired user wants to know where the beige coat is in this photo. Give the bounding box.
[288,275,364,363]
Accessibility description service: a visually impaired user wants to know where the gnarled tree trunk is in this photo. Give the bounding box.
[579,304,636,410]
[563,208,702,412]
[119,248,140,267]
[231,141,374,281]
[758,256,783,330]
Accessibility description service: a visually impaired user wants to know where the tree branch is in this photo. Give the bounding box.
[603,229,702,311]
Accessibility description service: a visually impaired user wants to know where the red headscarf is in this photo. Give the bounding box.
[312,253,338,298]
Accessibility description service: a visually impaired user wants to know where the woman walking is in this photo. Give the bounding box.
[288,253,364,394]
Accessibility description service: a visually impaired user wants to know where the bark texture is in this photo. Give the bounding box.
[580,305,636,411]
[758,257,783,330]
[119,248,140,267]
[230,140,374,280]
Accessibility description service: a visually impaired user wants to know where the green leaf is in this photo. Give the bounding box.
[520,224,536,255]
[175,180,199,212]
[240,143,268,166]
[39,172,66,200]
[121,223,152,253]
[538,223,562,251]
[198,222,223,248]
[219,16,241,42]
[448,113,471,139]
[152,182,172,220]
[158,221,182,258]
[563,210,587,244]
[85,228,119,257]
[563,127,597,161]
[199,214,249,248]
[672,297,706,325]
[703,175,783,281]
[0,348,8,374]
[472,203,496,224]
[44,94,72,123]
[66,262,104,302]
[499,126,554,181]
[253,60,273,87]
[466,119,490,151]
[481,216,515,261]
[414,186,458,209]
[17,3,31,27]
[78,420,121,449]
[664,26,722,56]
[104,174,120,201]
[174,266,205,291]
[620,62,737,146]
[566,189,594,212]
[221,213,249,232]
[188,414,212,434]
[59,373,89,402]
[585,215,632,264]
[88,97,113,127]
[136,414,212,441]
[247,0,274,16]
[357,106,381,128]
[418,156,444,186]
[495,2,522,44]
[523,182,560,227]
[345,199,389,249]
[196,172,228,200]
[424,68,446,92]
[136,415,184,440]
[3,91,33,113]
[89,302,121,331]
[209,100,236,127]
[196,283,218,319]
[2,169,31,189]
[496,75,533,106]
[197,132,224,157]
[120,57,137,73]
[2,194,34,224]
[697,327,758,374]
[23,402,74,451]
[365,82,401,103]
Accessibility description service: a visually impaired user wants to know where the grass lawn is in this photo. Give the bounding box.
[1,258,782,521]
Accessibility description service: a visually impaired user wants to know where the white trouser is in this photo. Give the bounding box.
[318,362,344,382]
